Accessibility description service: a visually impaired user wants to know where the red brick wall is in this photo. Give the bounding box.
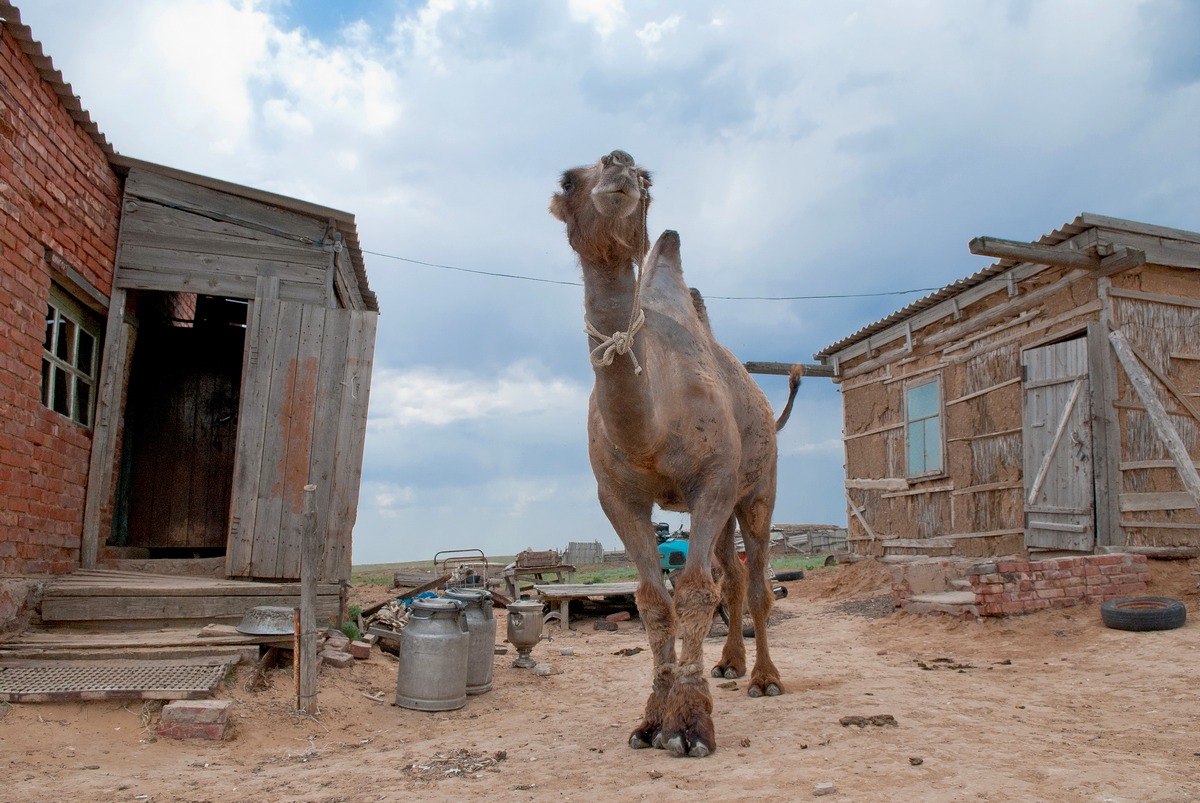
[0,26,121,574]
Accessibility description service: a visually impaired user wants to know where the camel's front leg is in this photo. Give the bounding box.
[663,567,720,757]
[629,578,676,749]
[740,503,784,697]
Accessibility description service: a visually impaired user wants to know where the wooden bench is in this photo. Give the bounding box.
[533,581,639,630]
[504,564,576,600]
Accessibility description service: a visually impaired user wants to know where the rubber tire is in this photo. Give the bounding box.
[1100,596,1187,632]
[774,569,805,582]
[717,601,756,639]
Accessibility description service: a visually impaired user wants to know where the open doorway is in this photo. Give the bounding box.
[111,291,246,557]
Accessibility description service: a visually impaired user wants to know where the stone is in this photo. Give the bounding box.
[593,620,619,631]
[320,648,355,668]
[533,662,559,676]
[605,611,632,622]
[814,782,836,796]
[348,640,372,660]
[157,700,233,741]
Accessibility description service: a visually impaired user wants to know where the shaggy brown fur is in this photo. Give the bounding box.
[550,150,795,757]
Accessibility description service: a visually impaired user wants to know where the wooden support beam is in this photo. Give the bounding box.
[970,236,1099,269]
[744,361,835,378]
[298,484,320,716]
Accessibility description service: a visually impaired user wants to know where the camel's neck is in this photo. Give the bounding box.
[580,258,657,452]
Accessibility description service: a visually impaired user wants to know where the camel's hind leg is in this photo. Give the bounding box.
[710,516,747,680]
[738,501,783,697]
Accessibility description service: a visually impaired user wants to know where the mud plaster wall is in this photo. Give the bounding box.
[1108,265,1200,547]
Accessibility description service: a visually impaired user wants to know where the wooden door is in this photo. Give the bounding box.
[123,324,242,551]
[225,297,377,581]
[1022,337,1095,551]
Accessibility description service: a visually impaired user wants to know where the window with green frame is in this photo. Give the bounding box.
[905,378,942,476]
[42,286,102,428]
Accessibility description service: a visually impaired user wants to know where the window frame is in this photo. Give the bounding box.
[42,284,103,429]
[904,375,945,479]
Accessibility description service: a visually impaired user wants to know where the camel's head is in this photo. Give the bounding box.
[550,149,653,267]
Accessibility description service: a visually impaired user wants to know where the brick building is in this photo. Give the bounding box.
[1,3,378,588]
[1,3,122,573]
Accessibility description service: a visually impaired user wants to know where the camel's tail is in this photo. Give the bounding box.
[774,364,804,432]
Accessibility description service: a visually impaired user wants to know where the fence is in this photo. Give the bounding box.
[563,541,605,565]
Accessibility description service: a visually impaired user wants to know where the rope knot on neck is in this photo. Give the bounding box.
[585,308,645,374]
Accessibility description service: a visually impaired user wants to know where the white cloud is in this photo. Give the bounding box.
[368,361,589,429]
[636,14,680,52]
[568,0,625,37]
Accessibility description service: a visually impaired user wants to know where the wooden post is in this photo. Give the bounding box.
[298,483,320,715]
[1109,330,1200,510]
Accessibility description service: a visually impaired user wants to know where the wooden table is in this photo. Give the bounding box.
[504,564,576,600]
[533,581,639,630]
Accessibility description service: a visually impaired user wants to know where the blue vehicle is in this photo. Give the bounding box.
[656,522,688,574]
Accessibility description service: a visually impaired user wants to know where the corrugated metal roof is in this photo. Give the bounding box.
[813,213,1190,360]
[1,2,377,313]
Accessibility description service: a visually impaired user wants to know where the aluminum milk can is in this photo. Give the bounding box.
[444,587,496,695]
[395,597,469,711]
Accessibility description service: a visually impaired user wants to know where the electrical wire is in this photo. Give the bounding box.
[361,249,942,301]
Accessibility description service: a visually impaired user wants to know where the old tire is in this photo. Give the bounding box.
[774,569,805,582]
[717,601,756,638]
[1100,597,1187,632]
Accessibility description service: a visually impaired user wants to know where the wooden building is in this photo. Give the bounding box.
[815,214,1200,559]
[1,3,378,597]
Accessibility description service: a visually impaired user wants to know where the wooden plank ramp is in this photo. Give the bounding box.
[38,570,341,628]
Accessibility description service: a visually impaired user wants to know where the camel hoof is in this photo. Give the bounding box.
[748,681,784,698]
[665,734,713,758]
[629,723,662,750]
[710,664,744,679]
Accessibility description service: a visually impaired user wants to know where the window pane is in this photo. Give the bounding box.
[907,421,925,474]
[52,366,70,415]
[925,416,942,472]
[907,382,938,420]
[76,329,96,375]
[55,316,76,362]
[45,306,56,351]
[41,359,52,407]
[74,379,92,427]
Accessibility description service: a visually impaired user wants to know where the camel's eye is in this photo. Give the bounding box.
[560,176,573,193]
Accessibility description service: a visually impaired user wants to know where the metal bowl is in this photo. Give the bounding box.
[235,605,296,635]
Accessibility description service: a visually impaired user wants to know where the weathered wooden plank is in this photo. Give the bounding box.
[1108,286,1200,310]
[1117,492,1197,512]
[125,168,327,245]
[226,280,279,577]
[969,236,1099,269]
[273,304,324,580]
[534,582,639,599]
[82,288,132,568]
[328,311,378,581]
[122,207,330,262]
[253,300,306,579]
[47,581,341,597]
[119,244,327,285]
[41,594,340,622]
[309,309,351,580]
[743,361,834,378]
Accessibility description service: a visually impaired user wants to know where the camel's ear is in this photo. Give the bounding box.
[639,169,653,193]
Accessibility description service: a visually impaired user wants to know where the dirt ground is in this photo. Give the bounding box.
[3,558,1199,803]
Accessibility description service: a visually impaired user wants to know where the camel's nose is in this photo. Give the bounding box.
[604,150,635,168]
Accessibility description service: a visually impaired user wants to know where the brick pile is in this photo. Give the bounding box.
[891,553,1150,620]
[967,553,1149,616]
[0,21,122,573]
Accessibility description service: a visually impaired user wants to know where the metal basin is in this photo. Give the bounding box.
[235,605,296,635]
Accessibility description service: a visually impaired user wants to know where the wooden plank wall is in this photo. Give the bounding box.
[116,169,332,304]
[226,296,378,582]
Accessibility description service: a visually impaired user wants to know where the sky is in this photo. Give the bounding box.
[17,0,1200,564]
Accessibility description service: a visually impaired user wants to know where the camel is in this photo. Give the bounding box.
[549,150,800,758]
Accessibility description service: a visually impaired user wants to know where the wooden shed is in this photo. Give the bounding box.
[85,158,380,584]
[814,214,1200,560]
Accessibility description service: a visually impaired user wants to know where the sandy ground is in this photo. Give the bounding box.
[2,558,1198,803]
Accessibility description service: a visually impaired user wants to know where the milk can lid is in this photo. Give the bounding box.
[411,597,464,614]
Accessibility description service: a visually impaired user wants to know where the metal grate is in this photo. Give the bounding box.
[0,663,226,702]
